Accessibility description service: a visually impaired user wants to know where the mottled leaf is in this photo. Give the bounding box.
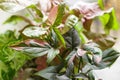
[83,42,102,63]
[22,26,48,37]
[11,39,51,57]
[102,48,119,66]
[47,48,59,63]
[35,66,57,80]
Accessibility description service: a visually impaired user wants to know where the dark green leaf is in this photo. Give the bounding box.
[63,28,80,49]
[66,62,74,77]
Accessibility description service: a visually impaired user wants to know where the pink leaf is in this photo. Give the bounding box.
[48,5,58,24]
[71,1,113,20]
[77,48,86,57]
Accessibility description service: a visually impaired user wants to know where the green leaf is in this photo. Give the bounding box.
[74,22,87,44]
[0,30,28,80]
[98,0,104,10]
[47,48,59,63]
[0,60,8,80]
[99,8,119,34]
[52,3,65,27]
[27,4,43,18]
[3,15,23,24]
[53,27,66,47]
[35,66,57,80]
[22,26,48,37]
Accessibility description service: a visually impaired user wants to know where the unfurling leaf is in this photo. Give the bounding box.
[65,15,79,28]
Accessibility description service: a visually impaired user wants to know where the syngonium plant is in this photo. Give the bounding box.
[0,0,120,80]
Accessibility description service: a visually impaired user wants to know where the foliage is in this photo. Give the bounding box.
[0,0,119,80]
[0,30,29,80]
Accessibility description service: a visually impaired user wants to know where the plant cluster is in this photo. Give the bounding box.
[0,0,119,80]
